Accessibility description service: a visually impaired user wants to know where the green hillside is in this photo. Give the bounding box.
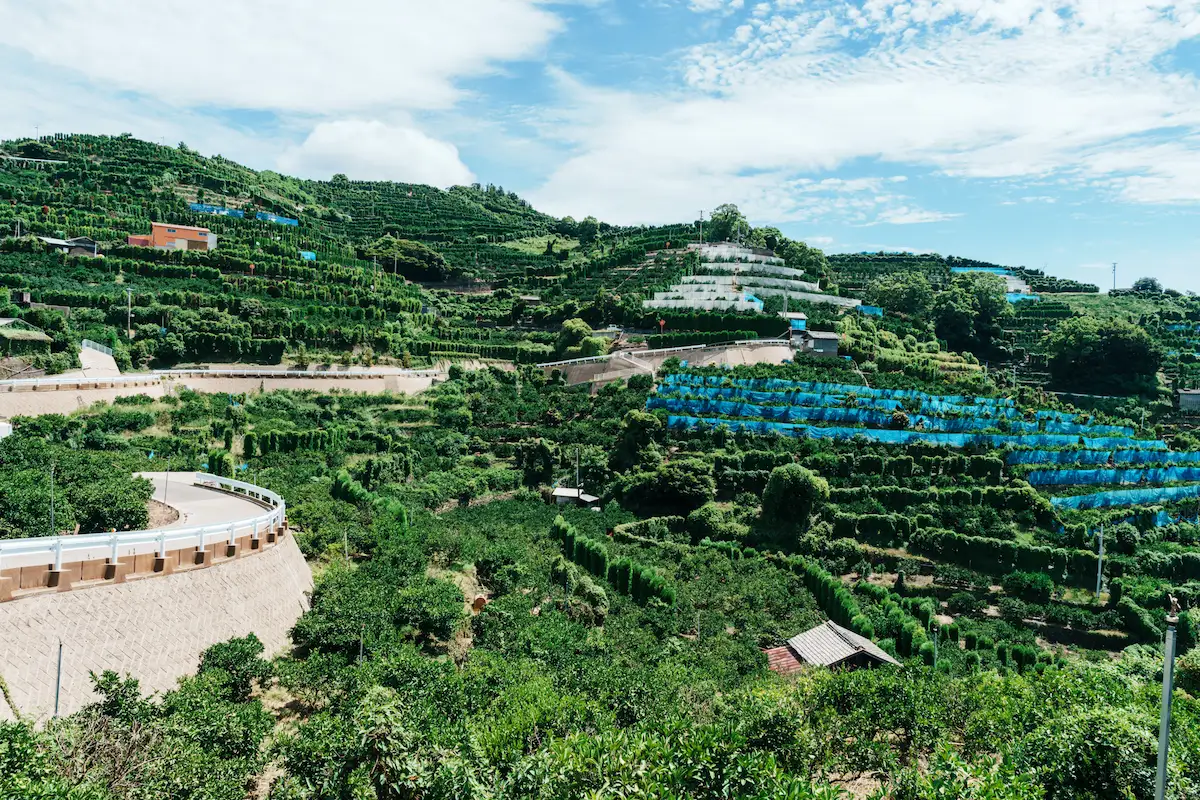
[3,134,1200,800]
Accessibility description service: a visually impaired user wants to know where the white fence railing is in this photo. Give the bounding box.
[537,339,791,369]
[81,339,114,356]
[0,374,160,389]
[0,367,443,389]
[155,368,442,379]
[0,474,285,571]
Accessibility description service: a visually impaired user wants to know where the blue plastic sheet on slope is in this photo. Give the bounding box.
[651,396,1134,437]
[300,250,317,261]
[951,267,1013,276]
[661,374,1016,407]
[1007,293,1041,303]
[1027,466,1200,486]
[189,203,244,218]
[1007,449,1200,466]
[256,211,299,226]
[665,415,1161,450]
[665,384,1062,420]
[1051,484,1200,510]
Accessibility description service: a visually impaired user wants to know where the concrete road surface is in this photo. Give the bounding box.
[139,472,268,529]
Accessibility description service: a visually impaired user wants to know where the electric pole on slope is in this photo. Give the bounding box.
[1113,262,1118,292]
[698,210,704,245]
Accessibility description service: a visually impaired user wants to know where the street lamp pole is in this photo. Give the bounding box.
[1155,602,1180,800]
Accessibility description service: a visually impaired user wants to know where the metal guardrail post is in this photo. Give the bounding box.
[110,535,119,564]
[53,539,63,571]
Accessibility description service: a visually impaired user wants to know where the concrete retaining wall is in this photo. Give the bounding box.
[0,533,312,721]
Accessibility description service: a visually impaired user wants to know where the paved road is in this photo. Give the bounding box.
[139,472,268,529]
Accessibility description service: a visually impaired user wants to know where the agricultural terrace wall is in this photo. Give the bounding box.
[0,474,312,720]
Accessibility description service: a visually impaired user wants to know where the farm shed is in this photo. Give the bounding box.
[766,621,900,675]
[800,329,840,357]
[1179,390,1200,415]
[0,319,52,356]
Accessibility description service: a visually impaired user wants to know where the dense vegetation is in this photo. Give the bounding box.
[1,134,1198,799]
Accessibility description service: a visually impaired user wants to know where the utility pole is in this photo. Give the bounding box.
[1095,526,1104,598]
[126,288,132,341]
[1155,603,1180,800]
[53,640,63,718]
[575,447,581,492]
[1113,262,1118,292]
[698,210,704,245]
[49,463,56,535]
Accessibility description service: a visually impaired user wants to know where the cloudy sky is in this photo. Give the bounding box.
[2,0,1199,289]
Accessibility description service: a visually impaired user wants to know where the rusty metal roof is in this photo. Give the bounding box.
[786,621,900,668]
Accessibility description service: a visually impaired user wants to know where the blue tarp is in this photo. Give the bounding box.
[650,396,1132,437]
[1052,484,1200,510]
[665,415,1161,451]
[300,251,317,261]
[951,267,1012,276]
[858,305,884,317]
[256,211,299,226]
[189,203,244,218]
[1007,293,1041,303]
[1028,467,1200,486]
[1007,449,1200,466]
[665,383,1081,422]
[661,374,1016,407]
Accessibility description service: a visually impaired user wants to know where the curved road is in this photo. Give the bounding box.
[139,472,268,529]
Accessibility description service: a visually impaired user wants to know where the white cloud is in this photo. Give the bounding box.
[277,120,475,186]
[806,235,835,246]
[0,0,561,112]
[686,0,745,13]
[0,52,287,167]
[530,0,1200,226]
[873,207,961,225]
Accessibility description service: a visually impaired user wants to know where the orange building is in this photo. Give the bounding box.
[149,222,216,251]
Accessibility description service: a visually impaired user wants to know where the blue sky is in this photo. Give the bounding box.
[1,0,1199,290]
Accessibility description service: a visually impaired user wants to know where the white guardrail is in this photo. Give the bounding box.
[0,474,285,571]
[0,374,159,389]
[536,339,792,369]
[81,339,114,356]
[0,367,443,389]
[156,368,442,378]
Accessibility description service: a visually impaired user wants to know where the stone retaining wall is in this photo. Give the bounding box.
[0,533,312,720]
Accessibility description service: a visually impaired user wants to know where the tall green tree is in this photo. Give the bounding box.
[868,271,934,317]
[1046,316,1160,394]
[762,463,829,529]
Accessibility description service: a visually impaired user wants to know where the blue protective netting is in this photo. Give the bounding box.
[1052,484,1200,510]
[661,374,1016,407]
[1007,449,1200,466]
[951,267,1012,276]
[1027,467,1200,486]
[666,415,1160,450]
[651,397,1140,439]
[664,384,1081,421]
